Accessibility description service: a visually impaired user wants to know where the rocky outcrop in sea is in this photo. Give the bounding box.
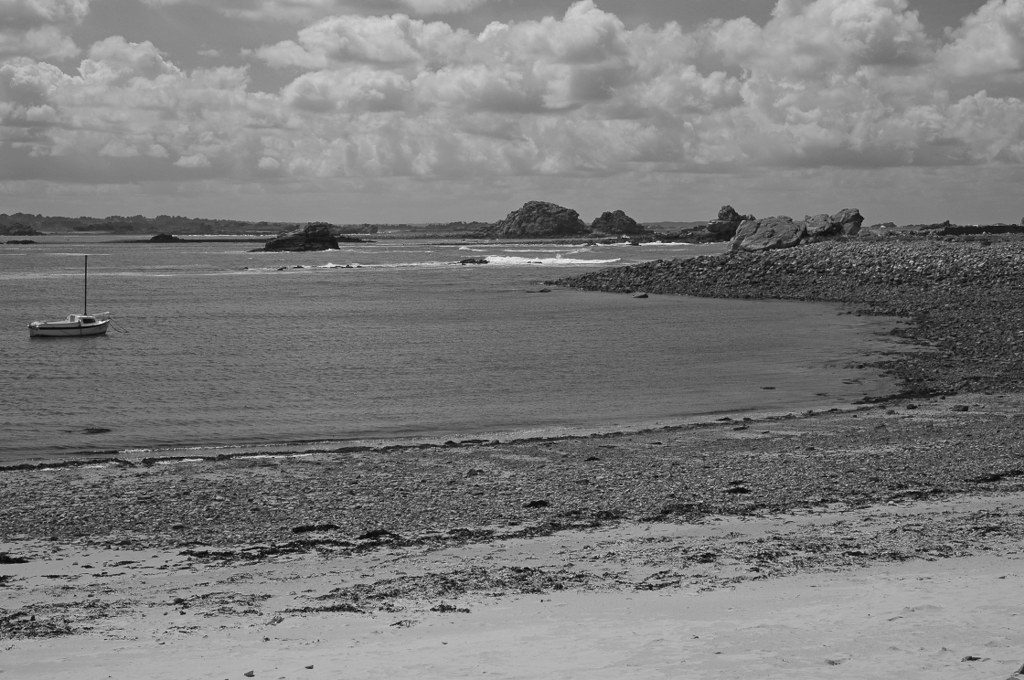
[150,233,181,243]
[487,201,590,239]
[263,223,343,251]
[590,210,646,236]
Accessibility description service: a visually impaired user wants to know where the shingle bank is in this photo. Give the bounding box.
[554,239,1024,397]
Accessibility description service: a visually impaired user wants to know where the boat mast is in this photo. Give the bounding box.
[83,254,88,315]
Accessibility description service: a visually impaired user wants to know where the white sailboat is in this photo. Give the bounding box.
[28,255,111,338]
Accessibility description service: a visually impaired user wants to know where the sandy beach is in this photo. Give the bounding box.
[4,392,1024,679]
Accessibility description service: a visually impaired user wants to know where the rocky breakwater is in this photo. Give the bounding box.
[555,239,1024,397]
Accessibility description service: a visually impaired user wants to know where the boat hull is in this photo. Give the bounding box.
[29,319,110,338]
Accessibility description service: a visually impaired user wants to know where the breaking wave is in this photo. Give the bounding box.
[484,255,621,266]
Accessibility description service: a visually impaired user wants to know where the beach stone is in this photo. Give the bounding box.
[263,223,340,251]
[590,210,645,235]
[831,208,865,235]
[732,216,806,252]
[488,201,589,239]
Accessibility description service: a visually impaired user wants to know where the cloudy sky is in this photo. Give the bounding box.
[1,0,1022,224]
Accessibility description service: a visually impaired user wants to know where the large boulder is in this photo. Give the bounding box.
[732,216,806,252]
[489,201,589,239]
[590,210,645,235]
[831,208,864,235]
[706,205,754,239]
[263,223,340,251]
[803,213,839,238]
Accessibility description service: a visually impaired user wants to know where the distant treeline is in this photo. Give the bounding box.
[0,213,385,236]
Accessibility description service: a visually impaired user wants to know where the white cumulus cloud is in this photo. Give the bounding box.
[2,0,1024,190]
[0,0,90,59]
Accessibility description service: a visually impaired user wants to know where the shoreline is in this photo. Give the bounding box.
[3,390,1023,548]
[4,393,1024,677]
[0,398,893,472]
[5,236,1024,677]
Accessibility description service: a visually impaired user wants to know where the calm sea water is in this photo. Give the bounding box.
[1,236,898,464]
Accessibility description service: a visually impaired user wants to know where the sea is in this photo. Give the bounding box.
[0,236,901,465]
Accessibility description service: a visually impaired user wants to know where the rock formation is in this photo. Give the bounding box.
[590,210,646,236]
[731,208,866,252]
[831,208,864,235]
[263,223,341,251]
[803,214,838,238]
[732,216,806,252]
[706,205,754,239]
[150,233,181,243]
[488,201,589,239]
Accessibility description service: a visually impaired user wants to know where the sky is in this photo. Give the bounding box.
[1,0,1022,225]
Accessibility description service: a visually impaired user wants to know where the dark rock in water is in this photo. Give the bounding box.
[488,201,589,239]
[263,223,341,251]
[0,553,28,564]
[459,257,488,265]
[732,216,806,252]
[4,239,36,244]
[590,210,645,235]
[150,233,181,243]
[523,499,550,508]
[706,205,754,239]
[831,208,864,235]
